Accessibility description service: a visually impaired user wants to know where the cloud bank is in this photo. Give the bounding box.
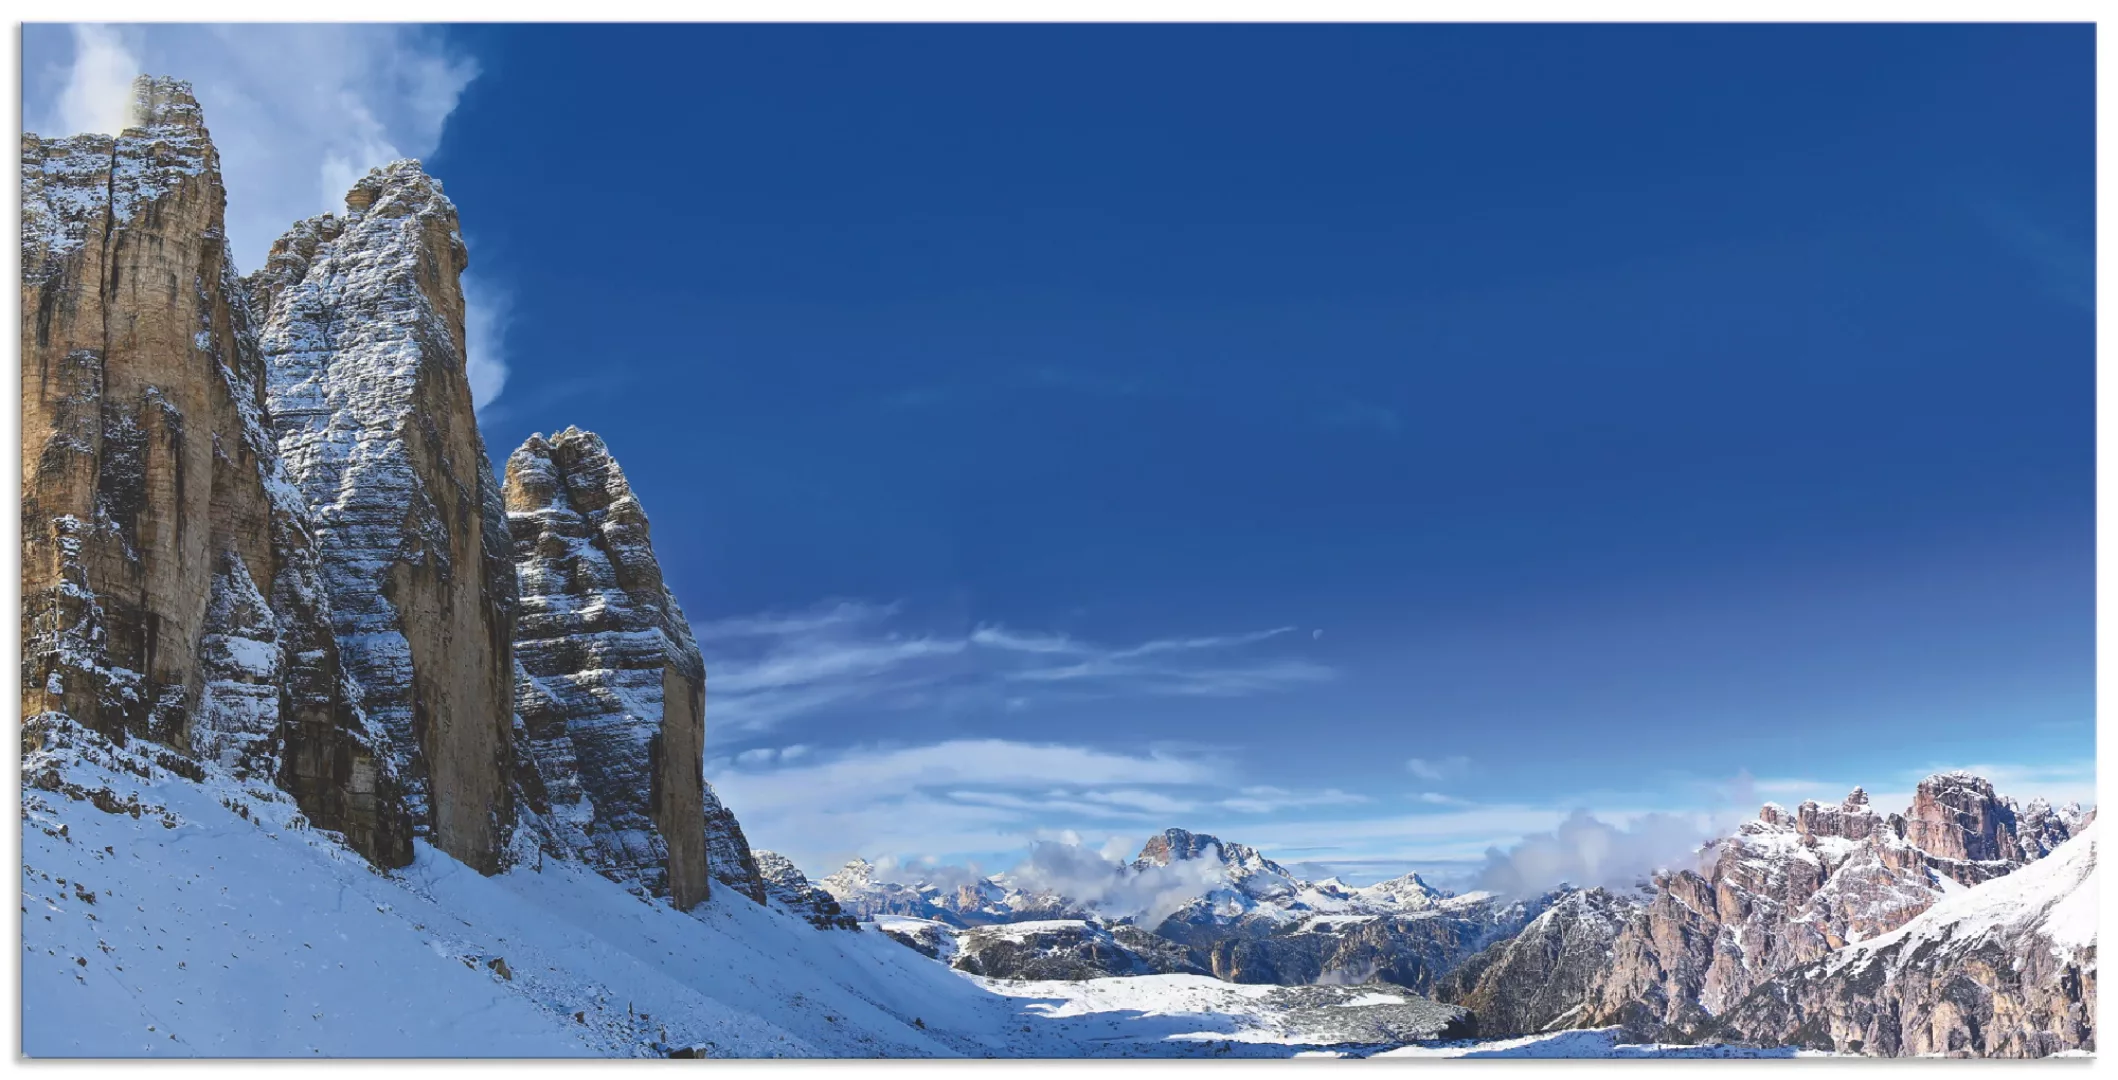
[1005,839,1231,927]
[1474,809,1719,898]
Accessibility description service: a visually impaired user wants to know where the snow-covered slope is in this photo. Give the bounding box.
[21,720,1007,1057]
[1821,817,2096,969]
[18,722,1535,1059]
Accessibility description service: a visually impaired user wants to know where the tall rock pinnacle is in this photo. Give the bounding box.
[503,427,719,909]
[255,158,519,873]
[20,76,414,865]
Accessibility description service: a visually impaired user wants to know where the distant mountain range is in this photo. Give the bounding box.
[816,779,2095,1056]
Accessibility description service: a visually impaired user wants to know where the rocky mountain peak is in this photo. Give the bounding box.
[1794,789,1883,842]
[1134,827,1288,880]
[259,143,517,874]
[341,158,456,222]
[1355,870,1449,909]
[504,428,712,908]
[820,858,880,894]
[754,851,860,931]
[1905,770,2023,863]
[1134,827,1210,865]
[1448,770,2091,1044]
[126,75,207,134]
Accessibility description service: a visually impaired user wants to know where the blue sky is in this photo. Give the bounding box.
[24,24,2094,886]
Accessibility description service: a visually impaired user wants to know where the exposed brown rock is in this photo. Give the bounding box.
[19,76,411,866]
[1449,776,2089,1048]
[1707,823,2096,1057]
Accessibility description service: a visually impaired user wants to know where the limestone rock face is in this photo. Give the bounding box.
[1707,823,2097,1058]
[256,161,518,874]
[704,782,768,904]
[1448,775,2089,1047]
[19,76,413,866]
[502,428,709,908]
[1903,771,2072,865]
[754,850,861,930]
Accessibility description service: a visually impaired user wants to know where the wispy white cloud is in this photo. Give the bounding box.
[45,25,139,136]
[706,738,1375,875]
[1405,755,1472,782]
[696,601,1331,737]
[461,270,512,412]
[1217,785,1368,815]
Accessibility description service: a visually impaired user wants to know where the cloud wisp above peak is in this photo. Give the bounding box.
[694,600,1332,736]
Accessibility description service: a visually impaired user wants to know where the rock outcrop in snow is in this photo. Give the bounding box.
[255,158,520,874]
[704,784,769,905]
[20,77,794,911]
[20,76,412,866]
[1706,821,2097,1057]
[1445,776,2090,1047]
[502,428,712,908]
[755,850,861,930]
[1901,771,2078,867]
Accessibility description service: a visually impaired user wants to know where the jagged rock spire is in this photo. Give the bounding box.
[503,427,719,909]
[257,156,518,874]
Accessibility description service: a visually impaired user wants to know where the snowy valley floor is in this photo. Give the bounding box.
[22,737,1798,1059]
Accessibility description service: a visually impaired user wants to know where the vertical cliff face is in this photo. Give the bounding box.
[1448,775,2088,1046]
[255,161,518,873]
[705,783,770,904]
[502,428,712,909]
[20,77,412,866]
[1706,823,2096,1058]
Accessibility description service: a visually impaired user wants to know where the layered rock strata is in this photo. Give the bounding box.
[1447,775,2088,1044]
[1707,822,2096,1057]
[502,428,709,908]
[256,160,518,873]
[20,76,412,865]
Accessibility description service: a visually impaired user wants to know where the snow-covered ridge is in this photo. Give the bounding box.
[1827,818,2097,974]
[22,719,1587,1059]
